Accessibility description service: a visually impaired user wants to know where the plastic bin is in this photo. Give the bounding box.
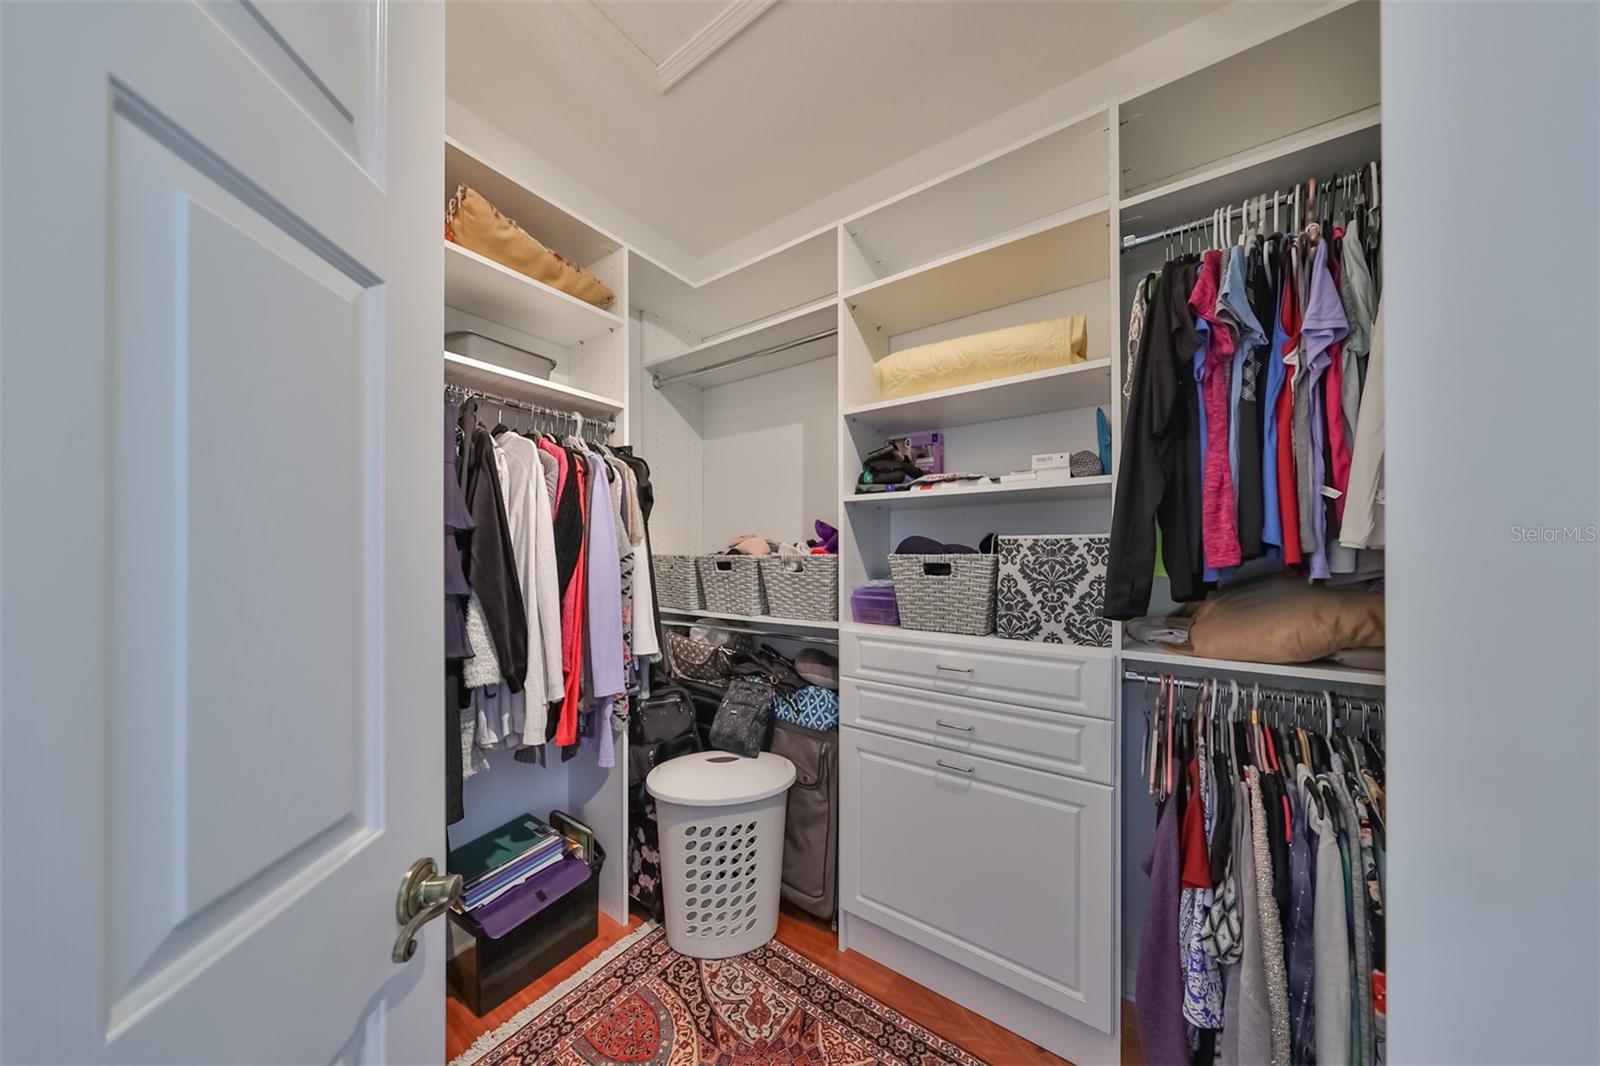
[849,582,901,626]
[646,751,795,958]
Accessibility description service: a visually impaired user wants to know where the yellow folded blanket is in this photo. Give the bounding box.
[872,315,1088,400]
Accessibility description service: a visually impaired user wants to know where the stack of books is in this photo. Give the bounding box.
[448,814,572,912]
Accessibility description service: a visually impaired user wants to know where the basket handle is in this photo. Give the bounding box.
[922,561,952,577]
[715,559,734,571]
[783,558,805,573]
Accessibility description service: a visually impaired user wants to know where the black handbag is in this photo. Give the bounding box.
[708,676,775,758]
[628,682,703,787]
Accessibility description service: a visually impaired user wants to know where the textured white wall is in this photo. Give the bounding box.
[1384,4,1600,1060]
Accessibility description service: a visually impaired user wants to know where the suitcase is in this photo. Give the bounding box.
[769,721,839,921]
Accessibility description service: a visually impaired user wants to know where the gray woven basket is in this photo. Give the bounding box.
[697,556,767,616]
[656,554,704,612]
[758,555,839,622]
[888,554,998,636]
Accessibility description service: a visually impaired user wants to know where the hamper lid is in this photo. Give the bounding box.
[646,751,796,807]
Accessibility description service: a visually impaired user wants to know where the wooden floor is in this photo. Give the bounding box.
[447,903,1143,1064]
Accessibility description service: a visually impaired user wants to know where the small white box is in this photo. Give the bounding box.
[1031,452,1073,471]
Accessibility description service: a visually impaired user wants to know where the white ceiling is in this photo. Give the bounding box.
[446,1,1224,260]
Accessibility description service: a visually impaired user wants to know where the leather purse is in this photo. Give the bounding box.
[708,676,775,758]
[628,683,703,787]
[664,627,752,682]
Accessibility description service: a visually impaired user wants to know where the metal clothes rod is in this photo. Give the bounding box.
[1122,669,1385,713]
[1121,164,1376,251]
[445,383,616,438]
[1121,191,1299,251]
[659,616,839,646]
[651,328,838,389]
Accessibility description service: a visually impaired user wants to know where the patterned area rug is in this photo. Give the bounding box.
[453,923,987,1066]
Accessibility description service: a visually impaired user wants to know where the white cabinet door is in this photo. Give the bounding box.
[1,3,443,1063]
[840,726,1115,1032]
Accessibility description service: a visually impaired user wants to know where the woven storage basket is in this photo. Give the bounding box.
[758,555,838,622]
[888,554,998,636]
[697,556,767,616]
[994,534,1111,647]
[656,555,703,612]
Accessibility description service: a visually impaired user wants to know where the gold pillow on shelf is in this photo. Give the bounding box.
[445,184,615,309]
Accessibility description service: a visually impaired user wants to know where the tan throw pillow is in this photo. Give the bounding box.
[445,185,615,309]
[1184,576,1384,664]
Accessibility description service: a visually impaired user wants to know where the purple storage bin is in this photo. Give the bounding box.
[850,583,901,626]
[468,854,593,939]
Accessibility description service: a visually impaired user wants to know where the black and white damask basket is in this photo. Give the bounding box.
[759,555,839,621]
[994,534,1111,647]
[656,555,704,612]
[697,555,768,615]
[887,553,998,636]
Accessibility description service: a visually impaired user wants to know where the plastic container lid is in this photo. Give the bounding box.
[646,751,796,807]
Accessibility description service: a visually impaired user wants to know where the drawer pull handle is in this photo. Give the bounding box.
[935,719,973,733]
[934,664,974,676]
[936,759,975,774]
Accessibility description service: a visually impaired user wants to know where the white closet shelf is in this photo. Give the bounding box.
[844,201,1109,336]
[660,607,839,634]
[841,110,1110,283]
[645,298,837,389]
[445,241,623,348]
[447,137,622,269]
[842,358,1112,434]
[631,229,837,341]
[1120,640,1385,687]
[1118,107,1381,239]
[444,352,624,420]
[843,476,1111,509]
[843,621,1117,660]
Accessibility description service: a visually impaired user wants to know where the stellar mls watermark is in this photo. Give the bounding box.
[1509,524,1599,543]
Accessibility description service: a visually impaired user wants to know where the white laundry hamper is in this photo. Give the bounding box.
[646,751,795,958]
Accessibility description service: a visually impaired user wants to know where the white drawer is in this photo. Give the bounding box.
[842,678,1113,783]
[842,626,1114,718]
[840,726,1114,1032]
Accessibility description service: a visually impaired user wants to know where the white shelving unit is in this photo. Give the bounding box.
[844,204,1108,335]
[443,352,624,421]
[842,359,1112,434]
[1118,108,1381,239]
[842,476,1111,509]
[842,621,1117,662]
[644,296,836,389]
[440,134,634,925]
[1121,641,1385,688]
[632,229,836,341]
[659,607,839,634]
[445,242,623,348]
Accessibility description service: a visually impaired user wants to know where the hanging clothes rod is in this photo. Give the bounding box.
[1121,669,1385,713]
[446,383,617,438]
[651,328,838,389]
[1120,163,1377,251]
[1121,191,1299,251]
[659,616,839,646]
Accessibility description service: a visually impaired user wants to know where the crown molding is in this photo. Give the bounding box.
[563,0,778,94]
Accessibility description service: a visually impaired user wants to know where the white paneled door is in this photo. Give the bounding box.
[1,2,443,1063]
